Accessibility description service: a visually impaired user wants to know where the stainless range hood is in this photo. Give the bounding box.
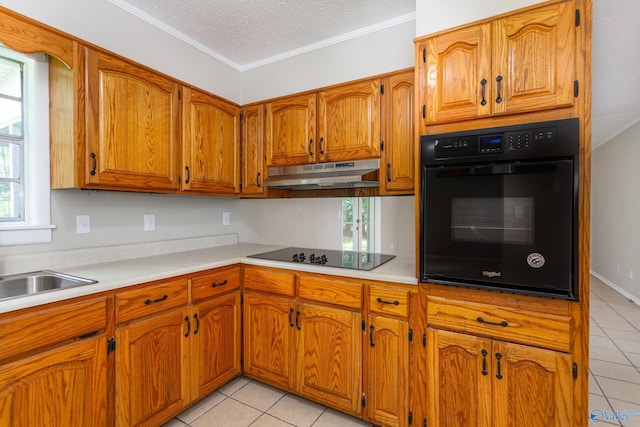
[264,159,379,190]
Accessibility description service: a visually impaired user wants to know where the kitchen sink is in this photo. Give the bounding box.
[0,270,98,301]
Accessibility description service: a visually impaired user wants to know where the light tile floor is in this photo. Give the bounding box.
[161,276,640,427]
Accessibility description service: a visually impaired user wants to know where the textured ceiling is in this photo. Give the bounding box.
[108,0,639,149]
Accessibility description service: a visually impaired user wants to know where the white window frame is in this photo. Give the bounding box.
[341,196,380,253]
[0,45,53,246]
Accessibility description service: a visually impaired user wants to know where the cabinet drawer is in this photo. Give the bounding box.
[298,275,362,310]
[116,278,188,324]
[369,285,410,318]
[243,266,296,296]
[427,296,572,352]
[193,266,241,302]
[0,297,107,362]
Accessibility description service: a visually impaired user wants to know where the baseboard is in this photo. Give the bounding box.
[590,270,640,306]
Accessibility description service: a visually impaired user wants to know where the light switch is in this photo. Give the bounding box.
[76,215,91,234]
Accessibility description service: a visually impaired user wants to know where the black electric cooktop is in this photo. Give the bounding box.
[248,247,395,271]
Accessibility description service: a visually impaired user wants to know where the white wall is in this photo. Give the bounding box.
[591,121,640,299]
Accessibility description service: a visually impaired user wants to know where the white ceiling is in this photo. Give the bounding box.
[108,0,639,150]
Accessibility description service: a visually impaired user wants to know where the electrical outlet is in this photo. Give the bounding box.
[144,214,156,232]
[76,215,91,234]
[223,211,231,226]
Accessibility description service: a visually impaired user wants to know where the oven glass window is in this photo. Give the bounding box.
[451,197,534,245]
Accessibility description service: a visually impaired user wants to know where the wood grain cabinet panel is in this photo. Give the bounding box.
[85,48,181,191]
[182,87,240,195]
[241,104,267,196]
[266,94,317,166]
[423,0,576,124]
[116,278,188,324]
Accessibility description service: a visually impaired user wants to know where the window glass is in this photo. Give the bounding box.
[342,197,374,252]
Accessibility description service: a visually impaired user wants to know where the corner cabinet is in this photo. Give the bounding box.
[85,48,181,192]
[182,87,241,195]
[241,104,267,197]
[421,0,576,124]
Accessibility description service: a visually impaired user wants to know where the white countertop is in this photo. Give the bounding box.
[0,243,417,314]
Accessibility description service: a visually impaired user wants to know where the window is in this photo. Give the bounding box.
[0,45,52,245]
[342,197,378,252]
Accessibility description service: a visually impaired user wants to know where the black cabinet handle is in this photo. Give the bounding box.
[185,166,190,184]
[256,172,261,187]
[377,297,400,306]
[369,324,375,347]
[480,79,488,106]
[289,308,294,327]
[477,317,508,327]
[295,310,301,330]
[319,137,324,155]
[89,152,97,176]
[495,75,503,103]
[386,163,392,182]
[193,313,199,335]
[184,315,191,337]
[495,352,503,379]
[481,349,488,376]
[211,279,228,288]
[308,139,314,157]
[144,295,168,305]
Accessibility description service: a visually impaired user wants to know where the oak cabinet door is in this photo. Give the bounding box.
[0,336,107,427]
[115,308,190,427]
[427,329,492,427]
[425,23,492,124]
[243,292,295,390]
[266,94,317,166]
[380,71,414,195]
[492,1,576,115]
[192,292,242,399]
[492,341,573,427]
[182,87,240,195]
[366,315,409,427]
[317,80,380,162]
[241,104,266,196]
[85,49,180,191]
[295,302,362,414]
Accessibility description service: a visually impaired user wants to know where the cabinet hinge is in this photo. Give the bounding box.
[361,319,366,332]
[178,89,181,100]
[408,328,413,342]
[574,80,579,97]
[422,105,426,119]
[422,47,426,63]
[424,418,427,427]
[361,393,367,408]
[408,411,413,425]
[423,332,427,347]
[573,362,578,379]
[380,84,385,95]
[240,112,244,121]
[380,140,385,152]
[241,294,244,305]
[107,337,116,355]
[575,9,580,27]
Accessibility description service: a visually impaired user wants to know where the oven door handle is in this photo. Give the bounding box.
[436,163,559,177]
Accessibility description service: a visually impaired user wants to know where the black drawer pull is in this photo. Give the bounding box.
[78,330,99,340]
[193,313,199,335]
[376,297,400,306]
[289,308,294,327]
[481,349,488,376]
[477,317,508,327]
[184,315,191,337]
[211,279,228,288]
[89,152,97,176]
[369,324,375,347]
[495,352,503,380]
[144,295,168,305]
[295,310,301,330]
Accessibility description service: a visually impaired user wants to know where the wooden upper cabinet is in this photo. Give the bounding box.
[241,104,266,196]
[318,79,380,162]
[266,94,317,166]
[423,0,576,124]
[182,87,240,195]
[492,0,576,115]
[85,48,180,192]
[425,23,492,124]
[380,71,414,195]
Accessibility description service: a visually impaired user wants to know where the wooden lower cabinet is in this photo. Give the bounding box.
[365,314,409,427]
[0,336,107,427]
[427,328,573,427]
[115,307,191,427]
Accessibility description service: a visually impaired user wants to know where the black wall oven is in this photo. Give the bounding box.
[420,118,579,300]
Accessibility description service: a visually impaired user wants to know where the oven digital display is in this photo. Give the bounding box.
[479,135,503,153]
